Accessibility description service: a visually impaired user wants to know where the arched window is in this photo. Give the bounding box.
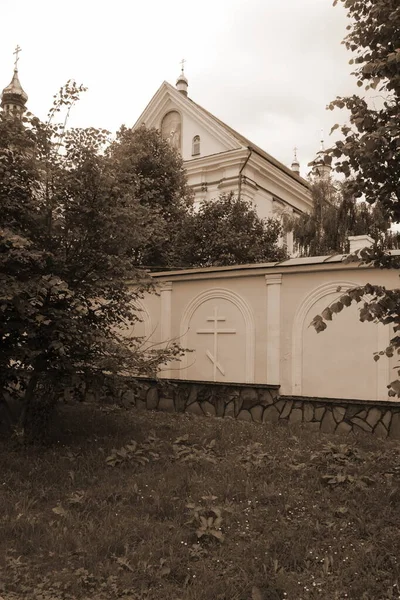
[192,135,200,156]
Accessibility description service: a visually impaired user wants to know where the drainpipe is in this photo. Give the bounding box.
[238,148,252,201]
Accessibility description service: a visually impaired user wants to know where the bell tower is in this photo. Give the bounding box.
[1,46,28,119]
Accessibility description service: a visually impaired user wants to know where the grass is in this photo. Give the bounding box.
[1,403,400,600]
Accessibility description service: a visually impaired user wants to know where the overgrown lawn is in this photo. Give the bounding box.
[1,404,400,600]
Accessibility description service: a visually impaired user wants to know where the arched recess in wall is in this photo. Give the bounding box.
[180,288,256,383]
[160,110,182,152]
[291,280,359,395]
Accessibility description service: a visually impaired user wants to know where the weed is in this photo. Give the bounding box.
[106,439,159,467]
[172,434,218,464]
[1,404,400,600]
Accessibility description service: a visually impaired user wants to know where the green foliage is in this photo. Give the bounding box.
[107,125,193,267]
[240,442,271,470]
[288,178,398,257]
[106,439,160,467]
[172,434,218,464]
[185,497,225,542]
[329,0,400,218]
[2,405,400,600]
[173,192,287,267]
[314,1,400,396]
[0,86,186,441]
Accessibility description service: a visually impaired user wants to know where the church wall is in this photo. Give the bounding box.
[166,276,268,384]
[279,268,398,400]
[137,260,400,403]
[180,111,232,160]
[249,188,274,221]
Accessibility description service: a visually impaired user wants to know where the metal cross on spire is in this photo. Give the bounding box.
[180,58,186,73]
[293,146,298,161]
[13,45,22,70]
[320,128,325,152]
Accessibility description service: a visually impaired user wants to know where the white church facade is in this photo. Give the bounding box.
[133,69,313,229]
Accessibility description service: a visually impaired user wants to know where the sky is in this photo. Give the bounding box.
[0,0,358,177]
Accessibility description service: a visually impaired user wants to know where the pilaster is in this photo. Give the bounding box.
[376,322,390,400]
[159,281,173,378]
[265,274,282,385]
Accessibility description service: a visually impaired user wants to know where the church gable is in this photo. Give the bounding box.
[133,82,244,161]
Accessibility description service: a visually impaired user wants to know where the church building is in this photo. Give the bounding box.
[1,51,321,253]
[133,65,314,234]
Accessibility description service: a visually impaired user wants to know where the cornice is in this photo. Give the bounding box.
[184,148,248,174]
[265,274,282,286]
[248,153,312,211]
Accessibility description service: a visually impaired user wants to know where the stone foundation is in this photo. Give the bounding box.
[119,378,400,440]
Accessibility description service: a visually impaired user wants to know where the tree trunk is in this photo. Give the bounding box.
[0,390,15,433]
[18,369,41,434]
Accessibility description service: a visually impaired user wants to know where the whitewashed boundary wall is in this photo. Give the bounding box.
[135,253,400,403]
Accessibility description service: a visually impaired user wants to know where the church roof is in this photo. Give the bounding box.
[134,81,309,190]
[186,92,309,190]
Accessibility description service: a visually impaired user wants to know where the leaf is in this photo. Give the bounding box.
[213,516,223,529]
[321,307,333,321]
[335,506,349,515]
[115,557,134,572]
[210,529,224,541]
[199,516,208,527]
[331,301,344,314]
[252,587,264,600]
[196,529,205,538]
[174,434,189,444]
[52,504,67,517]
[340,294,352,307]
[389,379,400,396]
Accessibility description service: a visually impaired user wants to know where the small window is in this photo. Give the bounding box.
[192,135,200,156]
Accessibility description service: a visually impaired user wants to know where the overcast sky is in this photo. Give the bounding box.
[0,0,358,177]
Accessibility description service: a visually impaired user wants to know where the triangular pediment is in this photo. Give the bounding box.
[133,82,245,160]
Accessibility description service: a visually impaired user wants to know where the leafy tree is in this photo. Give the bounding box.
[0,87,184,440]
[312,0,400,396]
[328,0,400,218]
[107,125,193,267]
[172,192,287,268]
[289,178,398,257]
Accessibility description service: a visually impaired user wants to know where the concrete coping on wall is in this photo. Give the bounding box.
[147,249,400,279]
[135,376,280,391]
[281,394,400,410]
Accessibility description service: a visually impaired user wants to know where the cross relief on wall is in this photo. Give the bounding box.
[196,306,236,381]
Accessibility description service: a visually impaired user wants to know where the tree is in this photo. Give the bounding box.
[289,178,398,257]
[0,87,184,441]
[172,192,287,268]
[328,0,400,218]
[311,0,400,396]
[107,125,193,267]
